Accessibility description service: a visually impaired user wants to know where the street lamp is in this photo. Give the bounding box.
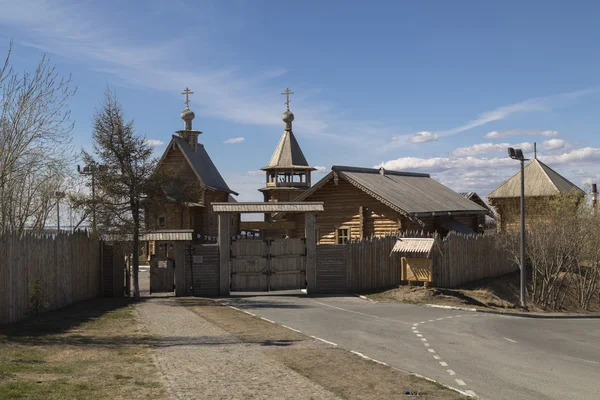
[508,147,528,308]
[55,191,65,232]
[77,162,105,232]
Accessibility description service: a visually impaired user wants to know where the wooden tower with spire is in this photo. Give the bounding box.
[259,88,315,208]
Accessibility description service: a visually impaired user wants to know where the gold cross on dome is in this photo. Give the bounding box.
[281,87,294,110]
[181,87,194,109]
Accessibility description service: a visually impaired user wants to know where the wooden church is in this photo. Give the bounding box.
[145,88,239,258]
[253,89,488,243]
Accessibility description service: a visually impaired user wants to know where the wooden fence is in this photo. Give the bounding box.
[335,232,517,293]
[346,236,401,292]
[0,231,101,324]
[433,232,518,288]
[315,245,348,293]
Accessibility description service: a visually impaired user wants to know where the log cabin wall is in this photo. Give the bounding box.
[287,178,401,244]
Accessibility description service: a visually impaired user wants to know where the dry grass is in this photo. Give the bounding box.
[186,299,468,400]
[0,298,168,400]
[367,272,600,313]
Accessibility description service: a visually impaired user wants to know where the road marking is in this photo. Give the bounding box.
[350,350,387,366]
[464,390,477,397]
[281,325,302,333]
[563,355,599,365]
[412,326,418,330]
[229,306,256,317]
[416,334,423,337]
[414,330,420,333]
[427,349,436,353]
[440,361,448,367]
[503,337,517,343]
[421,338,427,342]
[260,317,275,323]
[455,379,466,386]
[420,321,426,324]
[436,317,444,320]
[428,319,434,322]
[433,355,441,360]
[310,335,338,346]
[447,369,456,376]
[424,343,430,347]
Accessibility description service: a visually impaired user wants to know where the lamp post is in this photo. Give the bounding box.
[55,191,65,232]
[77,162,105,232]
[508,147,528,308]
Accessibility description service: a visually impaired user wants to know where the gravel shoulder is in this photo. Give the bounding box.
[136,296,468,400]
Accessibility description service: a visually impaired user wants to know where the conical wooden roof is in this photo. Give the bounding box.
[261,130,314,171]
[488,158,582,199]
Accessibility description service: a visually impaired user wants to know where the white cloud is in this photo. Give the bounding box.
[451,142,533,157]
[224,137,245,144]
[376,146,600,195]
[247,170,263,176]
[544,147,600,165]
[437,89,593,137]
[408,131,439,143]
[313,166,327,173]
[484,129,558,139]
[144,139,164,146]
[542,138,565,150]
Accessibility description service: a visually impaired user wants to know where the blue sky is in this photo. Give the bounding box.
[1,0,600,202]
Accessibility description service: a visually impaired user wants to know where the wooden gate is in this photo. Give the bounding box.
[150,256,175,294]
[230,238,306,291]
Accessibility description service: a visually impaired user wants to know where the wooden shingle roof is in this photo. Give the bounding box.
[488,158,583,199]
[157,135,238,195]
[261,130,315,171]
[289,166,488,217]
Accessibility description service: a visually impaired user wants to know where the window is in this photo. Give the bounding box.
[158,216,166,227]
[337,228,350,245]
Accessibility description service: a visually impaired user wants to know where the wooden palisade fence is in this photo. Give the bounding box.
[337,231,517,293]
[432,232,518,288]
[0,231,102,324]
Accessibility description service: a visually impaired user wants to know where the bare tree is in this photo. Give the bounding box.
[0,42,76,234]
[83,89,195,298]
[499,189,600,310]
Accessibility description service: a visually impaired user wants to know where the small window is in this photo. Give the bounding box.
[337,228,350,245]
[158,216,166,227]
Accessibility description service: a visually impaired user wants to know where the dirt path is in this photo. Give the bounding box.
[135,297,341,400]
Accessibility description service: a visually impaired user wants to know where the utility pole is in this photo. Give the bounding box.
[508,147,528,309]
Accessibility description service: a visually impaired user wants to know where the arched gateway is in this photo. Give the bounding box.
[212,202,323,295]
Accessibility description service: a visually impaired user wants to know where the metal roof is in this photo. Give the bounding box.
[391,238,437,257]
[261,130,315,171]
[212,202,324,213]
[291,166,487,217]
[171,136,238,195]
[488,158,583,199]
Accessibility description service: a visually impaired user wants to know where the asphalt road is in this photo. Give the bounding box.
[226,292,600,400]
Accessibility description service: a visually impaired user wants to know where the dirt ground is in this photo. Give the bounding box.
[367,271,600,313]
[0,298,167,400]
[182,299,468,400]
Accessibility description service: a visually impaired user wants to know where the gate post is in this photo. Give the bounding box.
[305,212,317,294]
[174,242,186,297]
[218,213,231,296]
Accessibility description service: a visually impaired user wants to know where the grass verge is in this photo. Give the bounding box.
[0,298,167,400]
